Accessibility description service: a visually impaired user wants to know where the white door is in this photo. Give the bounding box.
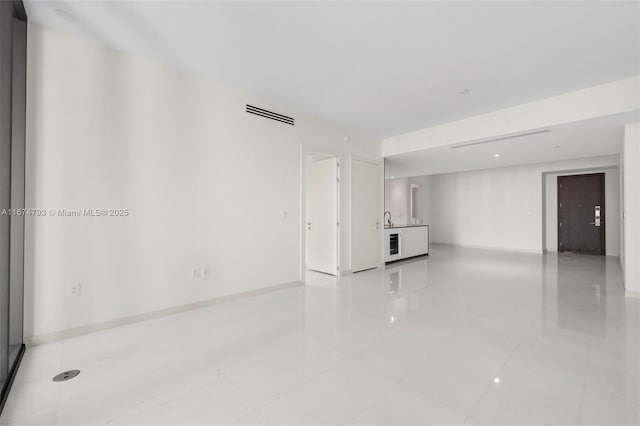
[351,159,380,272]
[306,157,338,275]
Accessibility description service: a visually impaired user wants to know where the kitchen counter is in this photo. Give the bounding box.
[384,225,429,263]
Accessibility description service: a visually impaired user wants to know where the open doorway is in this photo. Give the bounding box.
[303,150,340,278]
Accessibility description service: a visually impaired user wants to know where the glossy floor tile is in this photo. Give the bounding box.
[1,245,638,425]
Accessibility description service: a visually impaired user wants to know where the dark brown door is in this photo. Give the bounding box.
[558,173,605,255]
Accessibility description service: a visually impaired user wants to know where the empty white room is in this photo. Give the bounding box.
[0,1,639,425]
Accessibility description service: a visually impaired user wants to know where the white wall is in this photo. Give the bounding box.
[619,152,624,267]
[544,169,620,256]
[407,176,427,224]
[428,155,620,253]
[623,123,640,295]
[384,175,430,226]
[24,24,380,339]
[419,175,432,227]
[384,178,408,225]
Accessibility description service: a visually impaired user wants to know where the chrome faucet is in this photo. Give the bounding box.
[384,211,392,227]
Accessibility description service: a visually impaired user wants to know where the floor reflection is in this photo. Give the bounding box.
[557,255,607,336]
[388,270,401,294]
[543,253,615,337]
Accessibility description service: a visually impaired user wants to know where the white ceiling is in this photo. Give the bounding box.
[384,111,639,178]
[25,1,640,139]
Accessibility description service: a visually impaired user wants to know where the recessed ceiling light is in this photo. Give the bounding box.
[494,153,500,158]
[54,9,76,22]
[390,175,395,179]
[458,88,470,95]
[494,377,500,384]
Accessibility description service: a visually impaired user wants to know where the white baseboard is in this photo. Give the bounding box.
[347,265,384,274]
[546,248,620,257]
[26,280,302,346]
[431,242,542,254]
[625,290,640,299]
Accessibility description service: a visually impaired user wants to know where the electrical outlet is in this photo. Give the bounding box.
[69,284,81,297]
[192,267,210,279]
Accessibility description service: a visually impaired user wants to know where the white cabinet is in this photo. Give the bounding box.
[384,226,429,263]
[401,226,429,258]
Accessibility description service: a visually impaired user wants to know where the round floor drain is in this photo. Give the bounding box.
[53,370,80,382]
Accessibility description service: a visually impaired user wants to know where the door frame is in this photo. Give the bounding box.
[0,0,27,415]
[349,155,384,272]
[300,144,341,282]
[541,165,619,255]
[557,172,606,255]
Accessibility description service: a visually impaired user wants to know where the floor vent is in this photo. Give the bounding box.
[246,104,294,126]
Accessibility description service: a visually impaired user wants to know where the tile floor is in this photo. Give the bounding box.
[1,245,638,425]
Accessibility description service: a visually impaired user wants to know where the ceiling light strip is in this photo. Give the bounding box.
[450,129,551,149]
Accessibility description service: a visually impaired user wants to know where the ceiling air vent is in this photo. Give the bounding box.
[450,129,551,149]
[246,104,294,126]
